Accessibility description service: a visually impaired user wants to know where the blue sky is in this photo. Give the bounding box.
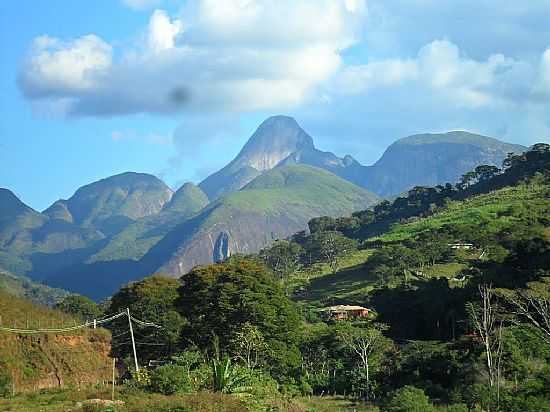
[1,0,550,211]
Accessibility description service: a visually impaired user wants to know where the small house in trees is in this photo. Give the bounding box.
[448,242,474,250]
[324,305,370,320]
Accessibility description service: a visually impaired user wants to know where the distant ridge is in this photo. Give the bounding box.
[0,117,528,299]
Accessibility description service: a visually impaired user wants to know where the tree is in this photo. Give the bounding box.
[499,277,550,344]
[306,231,357,274]
[230,322,267,369]
[260,240,303,283]
[176,258,302,376]
[474,165,501,182]
[109,274,186,362]
[386,386,435,412]
[458,171,477,190]
[336,321,389,399]
[467,284,504,402]
[56,294,102,320]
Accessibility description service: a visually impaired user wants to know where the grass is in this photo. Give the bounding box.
[294,179,550,309]
[0,388,378,412]
[422,263,467,279]
[373,180,550,243]
[0,269,69,306]
[292,249,375,307]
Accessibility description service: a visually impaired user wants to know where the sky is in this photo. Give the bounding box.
[1,0,550,211]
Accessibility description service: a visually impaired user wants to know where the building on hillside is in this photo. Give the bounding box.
[448,242,474,250]
[324,305,370,320]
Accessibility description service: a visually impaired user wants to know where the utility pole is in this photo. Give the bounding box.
[126,308,139,372]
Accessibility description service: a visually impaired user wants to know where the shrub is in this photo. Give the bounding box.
[386,386,435,412]
[211,355,252,393]
[447,404,468,412]
[149,365,191,395]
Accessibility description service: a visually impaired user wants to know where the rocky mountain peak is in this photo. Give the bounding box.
[235,115,314,172]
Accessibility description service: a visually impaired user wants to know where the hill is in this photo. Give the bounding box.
[199,117,525,200]
[0,173,174,282]
[0,117,529,300]
[43,172,174,236]
[144,165,378,277]
[0,267,69,306]
[88,182,209,264]
[358,131,526,197]
[0,291,112,392]
[296,174,550,306]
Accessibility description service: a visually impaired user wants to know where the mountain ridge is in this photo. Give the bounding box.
[0,116,529,299]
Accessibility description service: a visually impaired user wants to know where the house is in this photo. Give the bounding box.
[324,305,370,320]
[448,242,474,250]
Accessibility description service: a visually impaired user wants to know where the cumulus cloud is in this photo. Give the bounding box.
[19,0,366,117]
[19,35,112,97]
[334,39,546,109]
[147,9,182,52]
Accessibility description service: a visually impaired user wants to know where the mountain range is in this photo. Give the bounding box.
[0,116,525,299]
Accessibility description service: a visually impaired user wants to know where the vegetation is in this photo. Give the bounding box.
[2,143,549,411]
[0,269,69,306]
[0,291,112,393]
[56,294,102,320]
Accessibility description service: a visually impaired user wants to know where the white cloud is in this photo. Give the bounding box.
[19,35,112,97]
[147,9,182,52]
[334,39,544,109]
[19,0,366,116]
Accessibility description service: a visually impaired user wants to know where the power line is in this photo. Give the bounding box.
[0,308,164,374]
[0,310,159,335]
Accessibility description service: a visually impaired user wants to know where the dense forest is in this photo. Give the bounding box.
[2,144,549,412]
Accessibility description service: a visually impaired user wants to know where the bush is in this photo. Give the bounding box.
[386,386,435,412]
[447,404,468,412]
[149,365,191,395]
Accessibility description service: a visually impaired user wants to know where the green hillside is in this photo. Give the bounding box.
[89,182,209,263]
[0,268,69,306]
[295,175,549,306]
[147,165,379,277]
[0,291,112,393]
[375,179,550,243]
[45,172,174,236]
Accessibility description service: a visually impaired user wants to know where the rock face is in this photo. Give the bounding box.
[213,231,232,263]
[199,117,524,200]
[199,115,315,199]
[0,116,528,299]
[357,132,526,197]
[148,165,378,277]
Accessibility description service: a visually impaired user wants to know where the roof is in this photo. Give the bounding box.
[325,305,369,312]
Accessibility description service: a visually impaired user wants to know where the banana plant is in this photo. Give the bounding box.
[211,354,251,393]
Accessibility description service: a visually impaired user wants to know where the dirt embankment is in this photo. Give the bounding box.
[0,328,113,392]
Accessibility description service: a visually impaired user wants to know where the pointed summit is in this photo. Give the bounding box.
[199,115,315,199]
[238,115,314,171]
